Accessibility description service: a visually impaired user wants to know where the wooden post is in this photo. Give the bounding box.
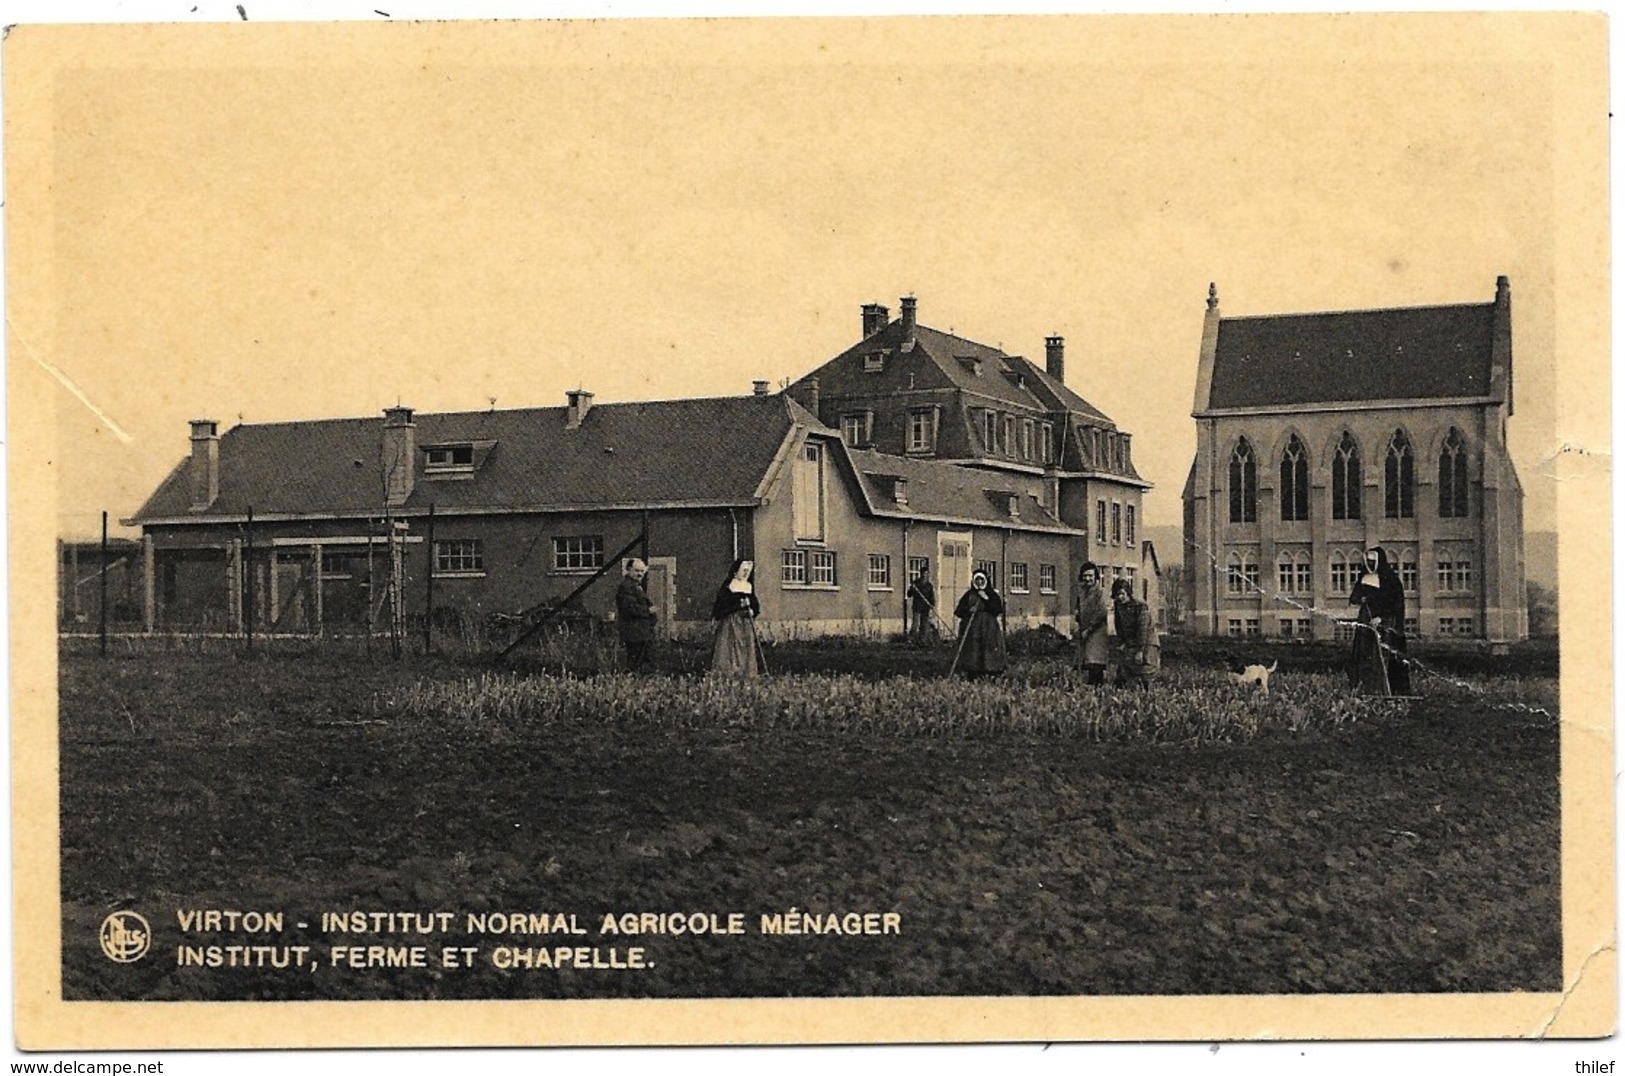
[98,512,108,657]
[226,539,240,631]
[423,504,436,654]
[69,541,80,623]
[141,535,155,632]
[268,544,281,628]
[245,506,255,653]
[311,543,323,635]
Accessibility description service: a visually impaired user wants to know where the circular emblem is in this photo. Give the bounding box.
[99,911,151,963]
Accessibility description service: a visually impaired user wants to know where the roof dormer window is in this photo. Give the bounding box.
[423,441,489,479]
[863,351,886,373]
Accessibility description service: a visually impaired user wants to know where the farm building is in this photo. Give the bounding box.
[122,296,1162,641]
[1182,277,1527,643]
[124,389,1090,639]
[58,537,143,630]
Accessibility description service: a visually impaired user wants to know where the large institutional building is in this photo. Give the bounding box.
[125,297,1155,638]
[1182,277,1527,643]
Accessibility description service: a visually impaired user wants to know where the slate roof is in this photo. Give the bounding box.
[808,316,1119,424]
[132,395,822,522]
[841,447,1079,534]
[1208,302,1498,410]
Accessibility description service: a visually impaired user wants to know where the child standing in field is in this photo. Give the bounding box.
[710,559,761,677]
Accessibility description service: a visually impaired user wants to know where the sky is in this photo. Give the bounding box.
[27,13,1575,540]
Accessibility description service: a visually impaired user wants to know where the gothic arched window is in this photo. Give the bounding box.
[1384,430,1415,519]
[1331,432,1362,521]
[1280,435,1309,522]
[1228,438,1257,523]
[1438,427,1470,518]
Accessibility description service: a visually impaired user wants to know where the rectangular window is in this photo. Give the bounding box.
[1457,615,1474,636]
[424,444,475,470]
[793,441,826,541]
[1245,618,1261,637]
[1244,562,1260,591]
[1279,618,1295,638]
[862,351,885,373]
[1436,551,1473,593]
[1008,562,1029,593]
[1277,560,1295,593]
[1334,621,1356,642]
[435,538,485,575]
[551,535,604,572]
[319,552,355,580]
[907,555,930,582]
[841,413,868,447]
[866,554,892,590]
[1111,502,1122,544]
[1330,556,1352,593]
[781,549,807,586]
[1096,499,1107,544]
[1040,422,1055,465]
[1227,618,1243,638]
[1021,420,1034,460]
[1125,505,1136,546]
[974,559,998,589]
[1039,563,1057,594]
[1003,415,1016,456]
[1294,560,1313,594]
[1404,617,1419,638]
[1399,557,1418,593]
[810,550,838,587]
[982,411,999,453]
[908,409,936,453]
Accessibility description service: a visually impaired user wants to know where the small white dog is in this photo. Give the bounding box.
[1225,657,1278,696]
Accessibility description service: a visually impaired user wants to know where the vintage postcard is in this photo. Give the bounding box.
[6,9,1612,1060]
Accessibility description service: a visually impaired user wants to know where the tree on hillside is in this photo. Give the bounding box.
[1162,564,1187,629]
[1527,581,1559,637]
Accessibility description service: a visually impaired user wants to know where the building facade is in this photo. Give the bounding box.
[788,296,1152,588]
[127,390,1087,639]
[1183,278,1527,642]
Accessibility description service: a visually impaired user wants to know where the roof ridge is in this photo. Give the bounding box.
[1221,300,1495,323]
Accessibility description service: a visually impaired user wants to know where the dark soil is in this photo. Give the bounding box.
[59,646,1560,1000]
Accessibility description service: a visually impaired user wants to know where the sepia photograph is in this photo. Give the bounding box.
[5,2,1612,1061]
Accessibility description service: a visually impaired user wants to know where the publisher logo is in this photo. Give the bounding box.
[99,911,151,963]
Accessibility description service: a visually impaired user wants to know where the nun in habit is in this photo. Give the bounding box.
[952,570,1007,679]
[710,559,762,677]
[1347,546,1412,695]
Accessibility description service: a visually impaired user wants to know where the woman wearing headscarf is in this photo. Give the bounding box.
[1348,546,1412,695]
[952,569,1007,679]
[710,559,761,676]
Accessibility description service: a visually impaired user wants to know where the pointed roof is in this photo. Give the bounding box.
[802,315,1120,425]
[131,394,821,523]
[839,446,1081,535]
[1207,301,1499,410]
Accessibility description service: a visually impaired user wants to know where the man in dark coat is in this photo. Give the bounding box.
[616,558,657,672]
[907,566,937,646]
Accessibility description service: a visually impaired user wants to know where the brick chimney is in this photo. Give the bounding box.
[1045,335,1065,383]
[752,379,771,396]
[565,389,594,429]
[381,406,415,507]
[900,295,917,337]
[188,419,219,511]
[861,303,890,338]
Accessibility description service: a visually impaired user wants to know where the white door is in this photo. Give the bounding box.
[937,531,972,617]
